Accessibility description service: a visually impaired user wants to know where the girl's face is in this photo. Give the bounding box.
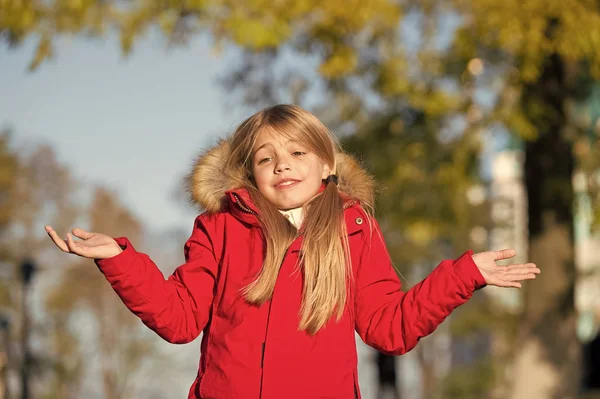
[251,129,331,210]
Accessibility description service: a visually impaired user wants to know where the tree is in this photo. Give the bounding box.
[0,131,19,305]
[441,4,600,397]
[343,107,495,398]
[0,132,168,397]
[0,134,80,397]
[0,131,19,397]
[45,186,158,399]
[4,1,600,397]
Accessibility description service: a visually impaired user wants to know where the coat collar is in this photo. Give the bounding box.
[185,138,374,226]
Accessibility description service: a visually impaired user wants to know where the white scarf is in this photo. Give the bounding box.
[279,207,303,229]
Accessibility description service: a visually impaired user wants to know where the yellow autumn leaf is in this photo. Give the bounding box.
[319,45,357,78]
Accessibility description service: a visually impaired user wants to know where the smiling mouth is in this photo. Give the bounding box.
[274,180,300,189]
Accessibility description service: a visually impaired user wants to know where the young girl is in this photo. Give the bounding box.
[45,104,540,399]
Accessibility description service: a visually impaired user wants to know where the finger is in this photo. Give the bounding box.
[506,264,541,275]
[71,228,93,240]
[506,262,538,268]
[493,249,517,261]
[45,226,70,253]
[505,272,538,281]
[66,233,86,257]
[505,263,539,271]
[490,279,522,288]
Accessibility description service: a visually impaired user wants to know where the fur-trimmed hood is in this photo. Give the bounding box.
[185,139,374,213]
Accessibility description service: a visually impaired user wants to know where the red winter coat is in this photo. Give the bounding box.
[96,141,486,399]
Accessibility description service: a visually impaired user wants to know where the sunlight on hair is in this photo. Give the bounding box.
[228,104,372,334]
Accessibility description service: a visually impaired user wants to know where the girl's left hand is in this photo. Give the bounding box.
[472,249,541,288]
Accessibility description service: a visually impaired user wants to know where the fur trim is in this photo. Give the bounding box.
[186,139,374,212]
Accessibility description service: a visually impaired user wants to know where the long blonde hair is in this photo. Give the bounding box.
[225,104,352,334]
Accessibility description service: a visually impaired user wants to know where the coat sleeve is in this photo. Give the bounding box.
[354,218,486,355]
[95,215,219,344]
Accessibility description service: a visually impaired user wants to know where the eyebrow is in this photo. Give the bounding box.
[253,142,274,153]
[253,139,303,153]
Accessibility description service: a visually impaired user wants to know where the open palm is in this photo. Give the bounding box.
[45,226,123,260]
[472,249,540,288]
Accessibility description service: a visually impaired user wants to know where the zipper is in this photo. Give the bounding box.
[231,192,258,216]
[232,191,303,235]
[259,281,275,399]
[232,192,358,398]
[229,193,270,397]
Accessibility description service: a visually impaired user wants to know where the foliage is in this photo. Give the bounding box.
[5,0,600,397]
[0,131,160,397]
[44,186,156,398]
[0,135,82,397]
[342,107,489,271]
[440,356,496,399]
[0,131,19,308]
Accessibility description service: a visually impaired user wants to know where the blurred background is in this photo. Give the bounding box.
[1,0,600,398]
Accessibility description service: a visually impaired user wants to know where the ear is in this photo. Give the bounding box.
[321,162,333,179]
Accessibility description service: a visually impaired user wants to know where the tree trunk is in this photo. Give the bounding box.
[511,54,581,399]
[102,367,120,399]
[377,353,399,399]
[416,344,437,399]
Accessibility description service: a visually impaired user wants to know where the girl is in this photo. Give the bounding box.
[45,104,540,399]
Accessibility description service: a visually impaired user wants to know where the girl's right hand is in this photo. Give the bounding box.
[44,226,123,259]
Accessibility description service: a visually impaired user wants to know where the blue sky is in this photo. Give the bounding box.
[1,22,502,236]
[1,32,256,232]
[0,12,468,235]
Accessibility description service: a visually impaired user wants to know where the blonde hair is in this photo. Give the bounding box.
[225,104,355,334]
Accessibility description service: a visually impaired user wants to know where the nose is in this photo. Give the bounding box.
[275,162,291,173]
[274,154,292,173]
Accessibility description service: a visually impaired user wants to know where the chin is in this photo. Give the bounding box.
[277,202,303,211]
[273,197,307,210]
